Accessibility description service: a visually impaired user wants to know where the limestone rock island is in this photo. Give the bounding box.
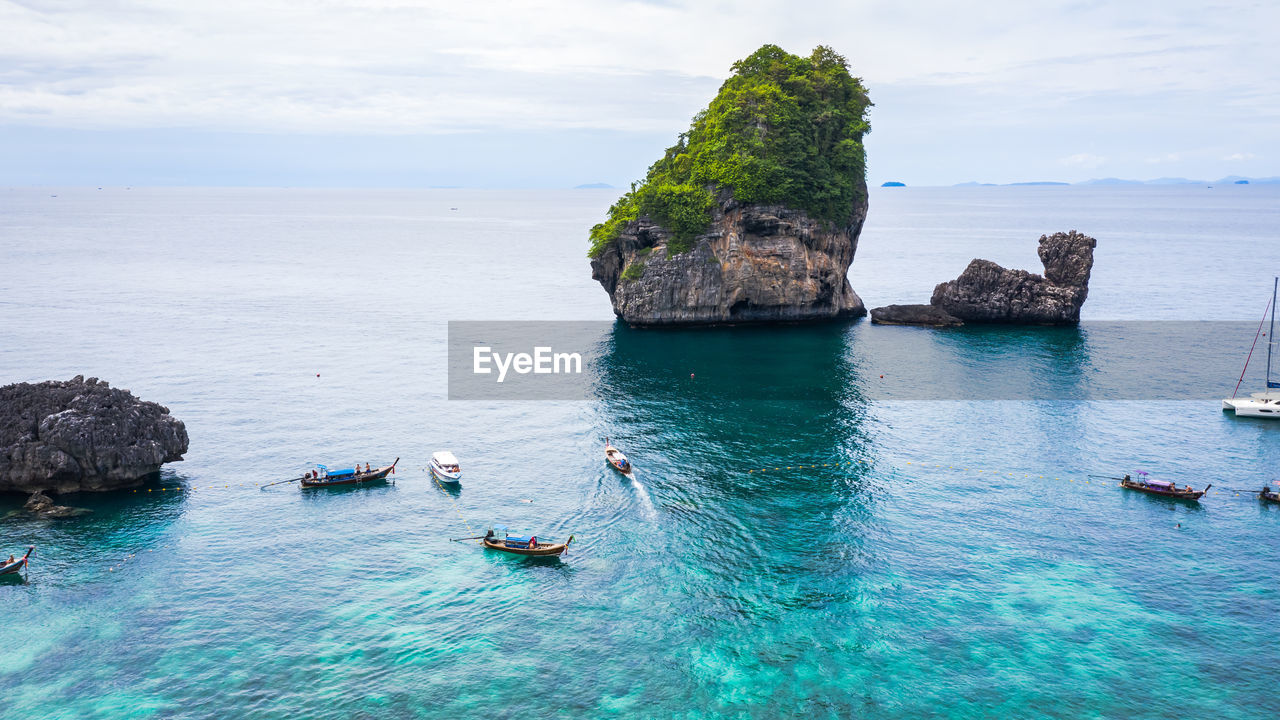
[870,231,1096,326]
[589,45,872,326]
[0,376,189,494]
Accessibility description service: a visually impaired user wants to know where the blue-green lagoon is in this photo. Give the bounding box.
[1,185,1278,718]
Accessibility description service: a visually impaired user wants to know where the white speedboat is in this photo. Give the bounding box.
[429,451,462,483]
[1224,277,1280,419]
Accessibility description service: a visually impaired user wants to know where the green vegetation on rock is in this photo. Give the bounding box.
[589,44,871,258]
[620,258,647,282]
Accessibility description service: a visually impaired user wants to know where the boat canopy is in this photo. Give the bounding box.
[432,451,459,465]
[328,468,356,476]
[1144,478,1174,488]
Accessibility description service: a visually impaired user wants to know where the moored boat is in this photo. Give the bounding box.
[605,438,632,474]
[1120,471,1209,501]
[300,458,398,488]
[429,451,462,483]
[1,546,33,575]
[482,524,572,557]
[1224,277,1280,418]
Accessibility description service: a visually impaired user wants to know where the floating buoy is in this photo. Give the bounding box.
[690,373,695,379]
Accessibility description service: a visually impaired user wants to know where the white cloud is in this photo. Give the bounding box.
[1145,153,1181,164]
[1223,152,1256,161]
[1,0,1278,136]
[1060,153,1107,169]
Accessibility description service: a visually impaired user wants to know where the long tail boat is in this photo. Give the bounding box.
[605,439,632,475]
[1259,486,1280,504]
[300,458,399,488]
[1119,471,1209,501]
[1,546,33,575]
[482,525,572,557]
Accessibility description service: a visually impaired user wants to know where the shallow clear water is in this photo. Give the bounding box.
[1,185,1279,719]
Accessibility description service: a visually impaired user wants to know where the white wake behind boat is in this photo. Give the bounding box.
[429,451,462,483]
[1224,277,1280,419]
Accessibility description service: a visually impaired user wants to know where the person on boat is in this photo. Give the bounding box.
[365,463,371,473]
[528,536,537,549]
[5,555,13,565]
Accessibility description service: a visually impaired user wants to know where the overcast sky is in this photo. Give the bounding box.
[2,0,1277,186]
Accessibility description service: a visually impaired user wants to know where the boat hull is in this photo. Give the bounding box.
[483,537,571,557]
[1120,480,1204,501]
[1261,491,1280,504]
[301,462,396,488]
[1223,399,1280,417]
[1,547,33,575]
[429,464,461,483]
[605,445,632,475]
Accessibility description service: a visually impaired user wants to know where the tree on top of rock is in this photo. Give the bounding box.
[589,44,872,257]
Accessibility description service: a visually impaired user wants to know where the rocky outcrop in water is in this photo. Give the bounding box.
[0,376,188,494]
[20,490,91,518]
[590,192,868,326]
[869,231,1096,326]
[869,304,962,327]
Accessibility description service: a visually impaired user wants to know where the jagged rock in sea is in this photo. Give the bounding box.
[0,376,188,494]
[591,192,867,325]
[929,231,1097,324]
[20,490,91,518]
[869,304,963,327]
[867,231,1096,326]
[588,44,871,327]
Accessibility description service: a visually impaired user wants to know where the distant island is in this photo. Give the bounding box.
[574,183,614,189]
[881,181,906,187]
[954,175,1279,187]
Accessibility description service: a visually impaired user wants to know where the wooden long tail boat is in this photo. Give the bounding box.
[605,441,632,475]
[482,525,572,557]
[1119,472,1209,501]
[300,458,399,488]
[1,546,33,575]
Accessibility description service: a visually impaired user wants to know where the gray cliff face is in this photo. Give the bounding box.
[0,376,188,494]
[590,190,868,326]
[930,231,1096,324]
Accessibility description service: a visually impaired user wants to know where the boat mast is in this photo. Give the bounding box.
[1271,277,1279,389]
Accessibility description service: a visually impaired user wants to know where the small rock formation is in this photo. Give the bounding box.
[21,490,91,519]
[869,231,1096,326]
[591,193,867,325]
[869,304,963,326]
[0,376,188,494]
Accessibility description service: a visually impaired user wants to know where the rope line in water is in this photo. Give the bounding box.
[429,471,479,539]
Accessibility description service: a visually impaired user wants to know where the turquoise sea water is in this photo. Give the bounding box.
[2,185,1279,718]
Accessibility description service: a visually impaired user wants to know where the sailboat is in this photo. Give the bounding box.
[1223,277,1280,418]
